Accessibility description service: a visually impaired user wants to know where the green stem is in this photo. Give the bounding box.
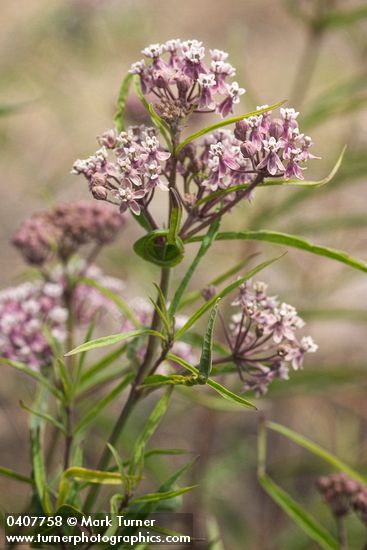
[63,272,76,471]
[83,266,171,513]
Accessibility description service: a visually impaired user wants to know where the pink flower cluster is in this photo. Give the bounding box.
[72,127,170,215]
[13,202,124,265]
[225,280,317,395]
[234,106,319,179]
[318,473,367,524]
[130,40,245,121]
[0,265,123,370]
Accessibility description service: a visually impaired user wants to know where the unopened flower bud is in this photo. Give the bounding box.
[202,285,217,301]
[240,140,257,158]
[92,186,108,200]
[98,129,117,148]
[234,120,249,141]
[269,119,284,140]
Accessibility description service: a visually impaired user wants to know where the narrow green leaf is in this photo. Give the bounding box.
[80,344,127,387]
[144,448,190,459]
[128,388,172,477]
[107,444,128,484]
[178,387,246,412]
[167,354,256,410]
[169,219,221,318]
[176,100,286,153]
[133,76,172,149]
[131,210,154,231]
[79,276,140,328]
[149,296,171,336]
[0,466,33,485]
[174,255,281,339]
[206,378,256,410]
[0,358,62,400]
[187,230,367,274]
[79,366,131,397]
[168,192,183,245]
[259,474,339,550]
[55,357,72,397]
[30,388,53,513]
[131,486,197,504]
[134,459,197,517]
[267,421,367,484]
[20,400,66,434]
[114,72,133,132]
[198,299,220,382]
[58,467,136,507]
[140,374,190,388]
[65,328,164,357]
[74,374,134,434]
[75,321,96,386]
[321,6,367,28]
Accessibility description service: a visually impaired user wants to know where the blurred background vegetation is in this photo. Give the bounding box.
[1,0,367,548]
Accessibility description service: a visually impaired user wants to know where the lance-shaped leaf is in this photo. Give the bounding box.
[20,400,66,434]
[0,466,33,485]
[140,374,191,388]
[257,419,339,550]
[198,299,220,383]
[167,354,256,410]
[114,72,133,132]
[259,475,339,550]
[267,421,367,484]
[74,374,134,434]
[134,459,197,517]
[174,255,282,339]
[187,230,367,274]
[57,467,136,507]
[65,328,164,357]
[133,75,172,150]
[128,388,173,478]
[1,358,62,400]
[30,388,53,514]
[79,344,128,389]
[131,486,197,504]
[175,100,286,153]
[169,219,221,319]
[167,189,183,245]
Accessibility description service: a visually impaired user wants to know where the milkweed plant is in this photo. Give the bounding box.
[2,39,367,549]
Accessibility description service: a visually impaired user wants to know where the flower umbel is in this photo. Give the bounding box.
[216,280,317,395]
[130,39,244,123]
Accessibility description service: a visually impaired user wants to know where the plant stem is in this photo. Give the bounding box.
[336,516,348,550]
[63,271,76,471]
[83,266,171,513]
